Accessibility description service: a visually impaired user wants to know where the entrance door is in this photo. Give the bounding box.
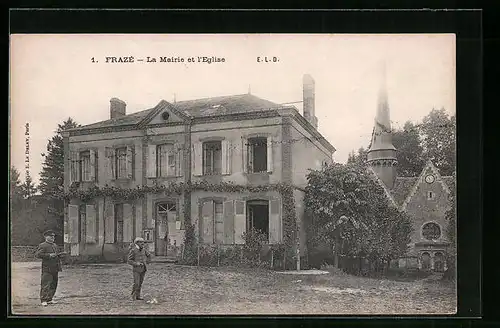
[421,252,431,270]
[156,202,178,257]
[434,252,445,272]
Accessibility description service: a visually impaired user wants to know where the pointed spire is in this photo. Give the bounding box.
[248,84,251,94]
[375,60,391,132]
[173,93,176,104]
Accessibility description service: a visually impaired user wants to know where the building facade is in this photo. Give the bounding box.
[366,73,455,272]
[63,75,335,261]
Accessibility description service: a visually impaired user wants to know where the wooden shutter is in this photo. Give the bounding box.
[75,151,82,181]
[89,149,96,182]
[104,201,115,243]
[147,144,157,178]
[68,204,79,243]
[69,151,75,183]
[201,200,214,244]
[175,143,183,177]
[193,142,203,176]
[223,200,234,244]
[126,146,134,179]
[106,148,116,180]
[123,203,134,242]
[221,140,232,175]
[267,137,274,173]
[242,138,248,174]
[269,198,281,244]
[85,204,97,243]
[234,200,246,244]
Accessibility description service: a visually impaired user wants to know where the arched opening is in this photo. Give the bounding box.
[434,252,445,272]
[421,252,431,271]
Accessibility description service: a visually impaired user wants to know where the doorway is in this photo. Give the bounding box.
[246,200,269,242]
[434,252,445,272]
[421,252,431,271]
[155,202,177,256]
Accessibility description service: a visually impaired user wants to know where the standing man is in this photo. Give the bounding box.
[35,230,64,306]
[127,237,151,300]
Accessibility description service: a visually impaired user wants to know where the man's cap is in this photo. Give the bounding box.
[43,230,56,237]
[134,237,145,243]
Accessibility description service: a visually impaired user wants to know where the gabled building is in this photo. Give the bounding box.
[63,75,335,262]
[366,71,455,272]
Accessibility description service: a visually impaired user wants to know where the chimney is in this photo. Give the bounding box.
[303,74,318,129]
[110,98,126,119]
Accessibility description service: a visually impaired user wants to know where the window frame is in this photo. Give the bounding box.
[421,221,442,241]
[79,150,91,182]
[202,141,222,176]
[247,137,268,173]
[115,147,128,179]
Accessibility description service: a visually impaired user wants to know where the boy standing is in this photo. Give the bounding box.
[127,237,151,300]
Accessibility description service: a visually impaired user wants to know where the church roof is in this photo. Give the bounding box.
[74,94,280,130]
[389,177,419,206]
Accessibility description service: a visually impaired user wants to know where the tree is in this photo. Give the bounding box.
[420,108,456,176]
[392,121,425,177]
[443,172,456,280]
[21,174,37,199]
[347,147,368,165]
[38,118,80,236]
[304,162,413,271]
[10,166,24,209]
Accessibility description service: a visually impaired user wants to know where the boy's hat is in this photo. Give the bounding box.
[43,230,56,237]
[134,237,145,243]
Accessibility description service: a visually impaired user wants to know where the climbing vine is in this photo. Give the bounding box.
[65,181,298,264]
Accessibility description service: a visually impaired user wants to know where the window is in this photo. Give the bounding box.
[214,201,224,244]
[115,147,128,179]
[422,222,441,240]
[427,191,434,200]
[80,151,91,181]
[247,137,267,173]
[115,204,124,243]
[157,144,176,177]
[247,200,269,242]
[203,141,222,175]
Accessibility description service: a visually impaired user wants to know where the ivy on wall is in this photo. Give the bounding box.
[64,181,298,258]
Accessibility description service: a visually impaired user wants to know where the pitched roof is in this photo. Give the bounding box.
[73,94,280,130]
[389,177,419,206]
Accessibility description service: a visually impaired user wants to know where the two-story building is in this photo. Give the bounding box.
[63,75,335,262]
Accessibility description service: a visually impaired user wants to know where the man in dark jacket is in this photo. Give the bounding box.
[35,230,65,306]
[127,237,151,300]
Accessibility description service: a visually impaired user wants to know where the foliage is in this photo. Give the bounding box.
[420,108,456,176]
[347,147,368,165]
[392,121,425,177]
[305,162,413,270]
[242,228,268,266]
[21,174,37,200]
[10,166,24,209]
[443,172,456,280]
[179,222,198,266]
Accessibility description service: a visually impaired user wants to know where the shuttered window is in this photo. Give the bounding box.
[114,203,124,243]
[116,147,127,179]
[80,151,91,181]
[203,141,222,175]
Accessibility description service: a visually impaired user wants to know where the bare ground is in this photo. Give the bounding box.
[10,262,456,315]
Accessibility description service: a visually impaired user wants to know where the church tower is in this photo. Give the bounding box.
[367,62,398,189]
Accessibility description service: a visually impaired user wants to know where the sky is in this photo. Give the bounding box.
[10,34,456,185]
